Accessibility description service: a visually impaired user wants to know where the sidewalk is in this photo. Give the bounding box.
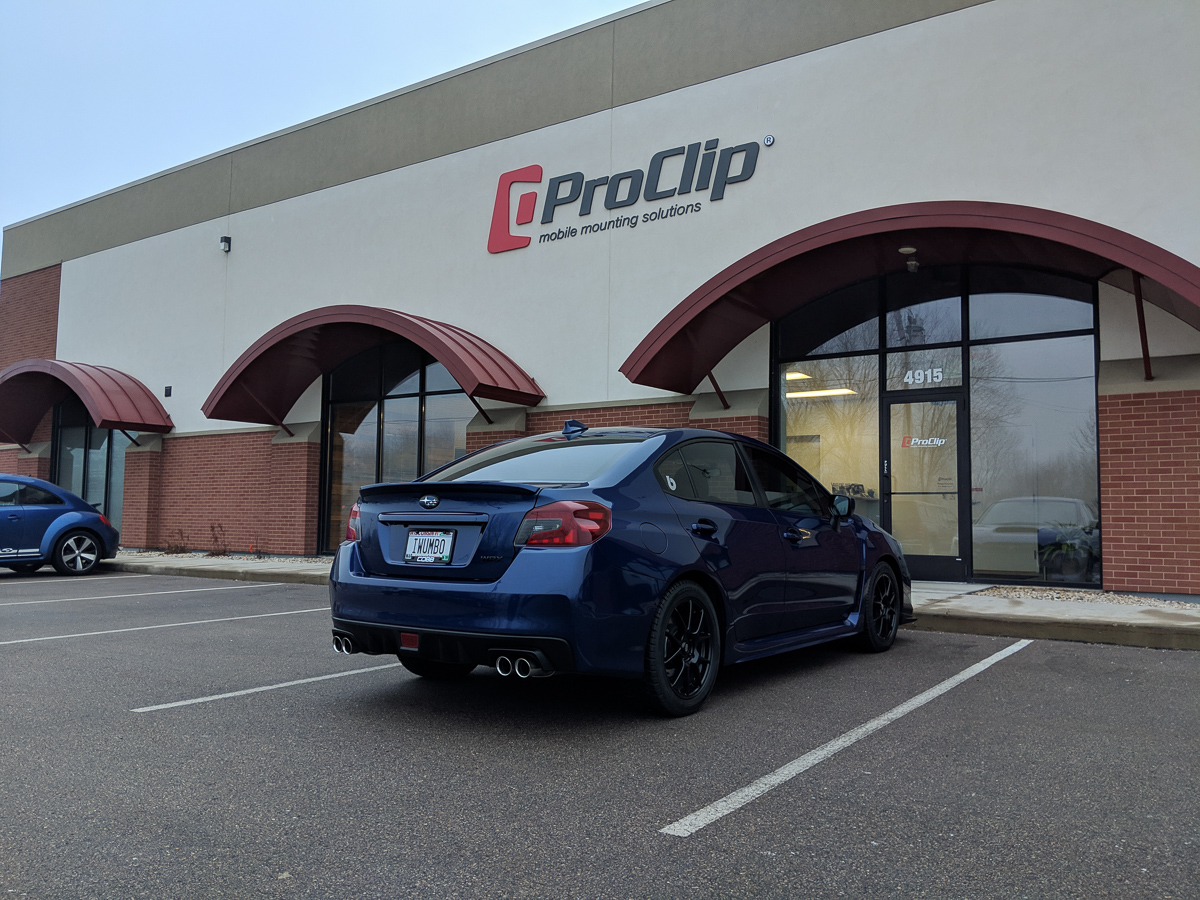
[106,552,1200,651]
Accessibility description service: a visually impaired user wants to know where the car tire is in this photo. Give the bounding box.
[858,562,900,652]
[643,580,721,717]
[6,563,42,574]
[399,657,476,680]
[51,530,100,576]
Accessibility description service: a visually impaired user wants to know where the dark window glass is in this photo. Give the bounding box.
[425,361,459,393]
[969,267,1093,340]
[744,446,826,515]
[382,342,423,396]
[969,334,1099,583]
[676,441,756,506]
[886,266,962,347]
[328,401,378,541]
[428,437,644,484]
[329,346,381,402]
[777,279,878,359]
[655,450,699,499]
[0,481,19,506]
[423,393,475,471]
[381,397,419,483]
[20,485,63,505]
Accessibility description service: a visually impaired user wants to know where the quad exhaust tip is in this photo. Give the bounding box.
[493,652,549,678]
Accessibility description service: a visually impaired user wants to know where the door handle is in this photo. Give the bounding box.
[783,528,812,542]
[6,514,19,521]
[690,519,717,537]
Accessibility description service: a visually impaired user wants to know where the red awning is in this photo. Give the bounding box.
[0,359,173,446]
[203,305,545,426]
[620,201,1200,395]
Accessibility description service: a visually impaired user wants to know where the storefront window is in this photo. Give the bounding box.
[781,357,880,524]
[323,341,476,549]
[776,264,1099,584]
[51,396,132,531]
[969,334,1099,583]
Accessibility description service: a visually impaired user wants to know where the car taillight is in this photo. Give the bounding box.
[99,513,111,527]
[515,500,611,547]
[346,502,361,542]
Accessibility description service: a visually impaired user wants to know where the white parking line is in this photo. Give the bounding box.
[132,663,405,712]
[660,639,1034,838]
[0,607,327,645]
[0,582,281,608]
[0,573,153,586]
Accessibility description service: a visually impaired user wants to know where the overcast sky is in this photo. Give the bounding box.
[0,0,639,254]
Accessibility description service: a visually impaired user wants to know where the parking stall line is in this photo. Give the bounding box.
[0,606,327,645]
[0,582,281,608]
[132,663,406,712]
[660,639,1034,838]
[0,573,153,587]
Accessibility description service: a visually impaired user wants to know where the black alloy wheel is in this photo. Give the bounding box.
[643,581,721,717]
[399,657,476,680]
[52,531,100,576]
[5,563,42,574]
[858,562,901,652]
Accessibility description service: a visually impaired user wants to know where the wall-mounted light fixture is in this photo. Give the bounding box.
[899,245,918,273]
[219,236,232,253]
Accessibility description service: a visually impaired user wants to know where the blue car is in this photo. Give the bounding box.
[329,423,913,715]
[0,474,120,576]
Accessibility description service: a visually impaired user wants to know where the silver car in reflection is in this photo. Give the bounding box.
[971,496,1100,583]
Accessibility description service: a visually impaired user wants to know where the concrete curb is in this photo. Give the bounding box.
[102,559,1200,652]
[108,558,330,586]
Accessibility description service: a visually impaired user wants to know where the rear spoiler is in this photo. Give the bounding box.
[357,481,541,500]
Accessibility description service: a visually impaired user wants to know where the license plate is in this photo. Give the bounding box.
[404,529,455,564]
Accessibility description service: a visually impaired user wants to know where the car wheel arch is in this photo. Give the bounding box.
[663,571,727,641]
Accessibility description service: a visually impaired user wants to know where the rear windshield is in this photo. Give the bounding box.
[424,435,646,484]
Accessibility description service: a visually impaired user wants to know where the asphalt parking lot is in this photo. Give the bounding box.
[1,570,1197,899]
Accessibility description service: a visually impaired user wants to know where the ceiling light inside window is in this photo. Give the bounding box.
[785,388,858,399]
[785,371,811,380]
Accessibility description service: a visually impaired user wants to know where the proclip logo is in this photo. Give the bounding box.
[902,436,947,448]
[487,165,543,253]
[487,136,764,253]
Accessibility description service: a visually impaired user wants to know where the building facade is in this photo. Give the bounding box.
[3,0,1199,592]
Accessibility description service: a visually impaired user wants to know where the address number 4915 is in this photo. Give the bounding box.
[903,368,943,385]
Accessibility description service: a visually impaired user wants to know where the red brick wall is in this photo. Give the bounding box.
[1098,390,1200,594]
[0,265,60,369]
[120,430,321,556]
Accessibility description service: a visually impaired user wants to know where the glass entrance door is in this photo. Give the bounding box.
[884,398,966,581]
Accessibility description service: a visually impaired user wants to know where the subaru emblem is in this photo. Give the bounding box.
[419,494,440,510]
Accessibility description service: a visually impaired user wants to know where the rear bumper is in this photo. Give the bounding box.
[329,541,607,673]
[331,617,575,672]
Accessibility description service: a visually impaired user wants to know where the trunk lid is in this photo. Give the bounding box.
[355,482,541,581]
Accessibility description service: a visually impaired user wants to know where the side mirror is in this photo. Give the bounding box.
[832,494,854,519]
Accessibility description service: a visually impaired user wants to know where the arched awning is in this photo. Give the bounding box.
[0,359,173,446]
[620,201,1200,395]
[203,305,545,425]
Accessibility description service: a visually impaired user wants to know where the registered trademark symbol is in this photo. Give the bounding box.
[764,135,775,147]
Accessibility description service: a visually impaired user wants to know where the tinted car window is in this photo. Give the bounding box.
[426,437,644,484]
[675,441,756,506]
[20,485,63,505]
[744,447,827,515]
[655,450,699,500]
[0,481,19,506]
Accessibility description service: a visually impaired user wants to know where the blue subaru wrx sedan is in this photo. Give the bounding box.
[329,423,913,716]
